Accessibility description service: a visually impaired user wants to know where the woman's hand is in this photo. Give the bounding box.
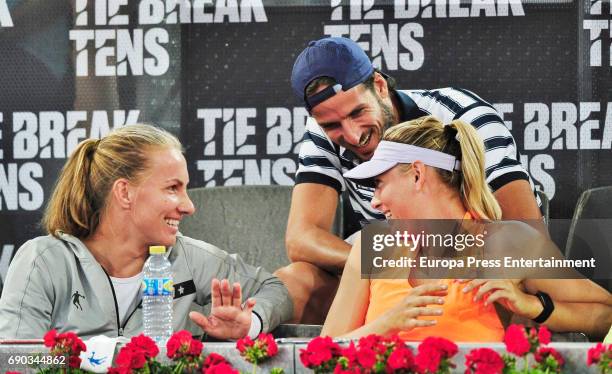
[372,283,447,336]
[462,279,543,319]
[189,278,255,340]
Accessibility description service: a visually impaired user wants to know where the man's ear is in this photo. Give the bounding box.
[411,161,427,191]
[111,178,133,209]
[372,71,389,99]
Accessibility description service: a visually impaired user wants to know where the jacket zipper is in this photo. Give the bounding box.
[103,269,143,336]
[121,300,142,335]
[102,270,122,336]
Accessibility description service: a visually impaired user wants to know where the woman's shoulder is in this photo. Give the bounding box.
[13,235,68,261]
[173,234,231,262]
[6,235,75,288]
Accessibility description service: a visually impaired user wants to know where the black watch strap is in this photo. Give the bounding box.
[532,291,554,323]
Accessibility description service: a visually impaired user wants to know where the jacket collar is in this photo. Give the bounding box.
[56,231,179,261]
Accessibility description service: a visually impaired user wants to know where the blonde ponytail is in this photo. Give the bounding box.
[383,116,501,221]
[448,120,501,221]
[43,139,101,238]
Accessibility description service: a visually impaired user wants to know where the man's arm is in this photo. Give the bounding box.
[493,179,550,238]
[285,183,351,273]
[530,300,612,340]
[494,179,542,220]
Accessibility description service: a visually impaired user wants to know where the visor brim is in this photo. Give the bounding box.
[343,160,398,187]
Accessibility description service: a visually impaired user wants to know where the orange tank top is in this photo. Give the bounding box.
[364,212,504,342]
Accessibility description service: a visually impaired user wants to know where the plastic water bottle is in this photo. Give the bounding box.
[142,245,174,344]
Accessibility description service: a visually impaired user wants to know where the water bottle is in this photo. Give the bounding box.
[142,245,174,344]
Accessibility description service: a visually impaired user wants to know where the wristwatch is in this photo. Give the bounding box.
[532,291,554,324]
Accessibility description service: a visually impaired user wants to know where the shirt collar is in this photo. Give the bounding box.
[392,89,425,122]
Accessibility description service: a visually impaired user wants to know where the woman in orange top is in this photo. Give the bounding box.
[321,116,612,341]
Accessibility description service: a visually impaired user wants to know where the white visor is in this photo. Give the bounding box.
[343,141,461,185]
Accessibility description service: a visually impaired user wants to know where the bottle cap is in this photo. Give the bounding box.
[149,245,166,254]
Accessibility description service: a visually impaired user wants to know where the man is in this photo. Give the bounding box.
[275,37,543,323]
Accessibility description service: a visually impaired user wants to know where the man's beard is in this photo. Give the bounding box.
[377,95,396,136]
[340,95,396,156]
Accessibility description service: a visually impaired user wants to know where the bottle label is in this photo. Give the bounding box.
[142,278,173,296]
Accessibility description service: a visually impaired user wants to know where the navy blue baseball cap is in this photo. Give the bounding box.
[291,37,374,112]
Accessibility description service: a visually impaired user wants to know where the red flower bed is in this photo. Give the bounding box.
[30,324,608,373]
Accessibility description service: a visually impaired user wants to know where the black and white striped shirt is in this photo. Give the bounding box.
[295,87,539,231]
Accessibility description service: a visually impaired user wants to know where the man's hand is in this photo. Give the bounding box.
[189,278,255,340]
[461,279,543,319]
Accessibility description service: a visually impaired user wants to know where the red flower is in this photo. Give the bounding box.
[504,325,531,357]
[68,355,82,369]
[425,337,457,357]
[415,337,458,373]
[125,334,159,359]
[236,336,254,353]
[59,332,82,352]
[355,347,376,369]
[464,348,504,374]
[419,337,457,358]
[115,348,147,369]
[537,325,551,345]
[166,330,192,358]
[166,330,203,361]
[588,343,605,365]
[189,339,204,356]
[587,343,612,367]
[535,347,564,367]
[166,339,180,358]
[416,343,443,373]
[357,334,387,355]
[387,345,415,371]
[43,329,58,348]
[60,332,86,357]
[236,333,278,365]
[73,340,87,356]
[43,329,87,369]
[333,365,361,374]
[107,368,131,374]
[258,333,278,356]
[203,362,240,374]
[203,353,228,368]
[415,349,441,374]
[340,342,358,367]
[299,336,341,368]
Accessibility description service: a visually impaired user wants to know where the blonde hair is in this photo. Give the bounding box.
[383,116,501,221]
[43,124,182,238]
